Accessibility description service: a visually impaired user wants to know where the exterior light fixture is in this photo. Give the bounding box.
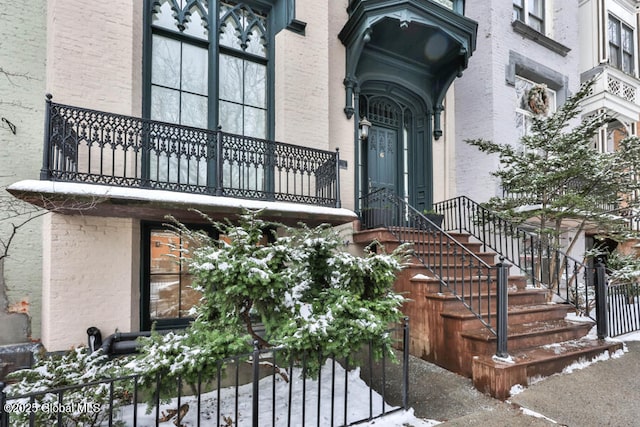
[359,116,371,140]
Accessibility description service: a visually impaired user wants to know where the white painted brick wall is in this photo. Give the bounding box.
[41,214,139,351]
[275,1,330,149]
[0,0,47,340]
[46,0,142,115]
[454,0,580,203]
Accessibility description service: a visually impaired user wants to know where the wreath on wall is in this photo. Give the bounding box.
[527,83,549,115]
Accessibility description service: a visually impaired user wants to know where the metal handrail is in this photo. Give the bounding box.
[360,189,510,356]
[433,195,596,319]
[40,97,341,208]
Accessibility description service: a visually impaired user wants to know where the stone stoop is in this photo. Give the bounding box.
[472,339,624,400]
[353,227,619,399]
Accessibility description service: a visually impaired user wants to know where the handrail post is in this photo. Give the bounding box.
[402,317,409,410]
[1,381,8,427]
[334,148,341,208]
[40,94,53,180]
[595,262,608,339]
[252,341,260,427]
[496,259,510,358]
[457,196,463,233]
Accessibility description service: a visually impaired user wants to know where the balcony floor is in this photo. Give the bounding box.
[7,180,358,227]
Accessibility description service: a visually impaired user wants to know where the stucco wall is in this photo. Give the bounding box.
[0,0,47,343]
[41,214,140,351]
[455,0,580,203]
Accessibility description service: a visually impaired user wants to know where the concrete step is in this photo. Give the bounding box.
[408,250,497,265]
[410,272,528,293]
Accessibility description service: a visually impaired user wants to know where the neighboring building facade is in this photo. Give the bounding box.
[0,0,46,346]
[580,0,640,153]
[456,0,580,203]
[457,0,640,258]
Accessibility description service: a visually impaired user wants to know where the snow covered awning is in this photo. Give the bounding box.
[7,180,358,227]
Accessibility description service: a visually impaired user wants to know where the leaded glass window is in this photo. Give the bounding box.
[218,2,268,139]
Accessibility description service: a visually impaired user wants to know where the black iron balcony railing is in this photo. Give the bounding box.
[40,97,341,208]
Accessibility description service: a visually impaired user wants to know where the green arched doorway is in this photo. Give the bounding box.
[359,86,431,213]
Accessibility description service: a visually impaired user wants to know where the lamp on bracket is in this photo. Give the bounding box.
[359,116,371,140]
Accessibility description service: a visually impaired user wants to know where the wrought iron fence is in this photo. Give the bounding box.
[607,282,640,337]
[0,321,409,427]
[41,97,341,208]
[360,189,509,357]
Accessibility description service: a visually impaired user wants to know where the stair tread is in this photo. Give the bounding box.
[462,318,594,341]
[410,273,525,281]
[424,287,548,299]
[442,303,570,319]
[478,338,622,366]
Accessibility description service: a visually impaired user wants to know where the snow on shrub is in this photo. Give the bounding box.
[5,347,132,427]
[135,210,409,392]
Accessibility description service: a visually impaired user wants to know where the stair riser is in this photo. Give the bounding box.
[409,252,497,265]
[442,308,571,331]
[397,230,472,243]
[413,279,531,296]
[411,265,496,279]
[404,242,484,255]
[354,228,472,244]
[522,345,623,381]
[427,290,546,307]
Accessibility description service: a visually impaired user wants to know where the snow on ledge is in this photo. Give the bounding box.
[8,180,358,220]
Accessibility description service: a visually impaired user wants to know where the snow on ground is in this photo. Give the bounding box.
[115,360,440,426]
[112,325,640,427]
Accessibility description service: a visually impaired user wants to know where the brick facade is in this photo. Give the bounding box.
[41,214,140,349]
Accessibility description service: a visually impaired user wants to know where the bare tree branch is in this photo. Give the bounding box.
[0,66,36,86]
[0,189,103,261]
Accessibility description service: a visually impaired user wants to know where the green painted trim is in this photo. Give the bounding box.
[140,221,218,331]
[338,0,478,131]
[358,84,433,210]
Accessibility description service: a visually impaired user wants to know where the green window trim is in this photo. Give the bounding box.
[140,221,218,331]
[143,0,278,139]
[142,0,306,140]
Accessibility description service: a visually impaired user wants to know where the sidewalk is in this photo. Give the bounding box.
[378,338,640,426]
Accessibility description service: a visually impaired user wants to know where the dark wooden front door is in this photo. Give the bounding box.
[367,126,398,194]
